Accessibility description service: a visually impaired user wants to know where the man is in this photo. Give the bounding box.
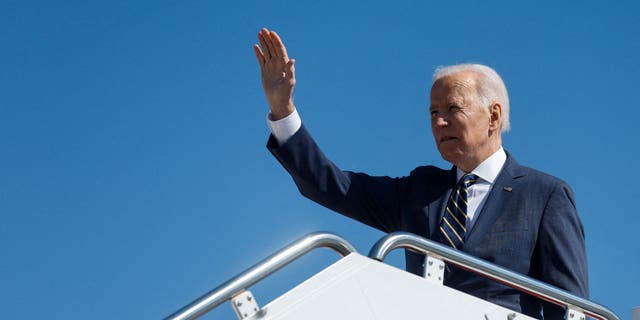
[253,28,588,319]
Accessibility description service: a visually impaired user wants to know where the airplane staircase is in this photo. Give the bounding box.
[164,232,620,320]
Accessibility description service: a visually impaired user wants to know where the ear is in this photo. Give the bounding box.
[488,103,503,132]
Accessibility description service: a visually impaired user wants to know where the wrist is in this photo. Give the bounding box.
[269,100,295,120]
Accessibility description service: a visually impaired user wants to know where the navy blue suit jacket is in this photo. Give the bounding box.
[268,125,588,319]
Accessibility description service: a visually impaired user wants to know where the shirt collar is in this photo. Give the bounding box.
[456,147,507,184]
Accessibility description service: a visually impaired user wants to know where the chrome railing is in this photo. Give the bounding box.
[368,231,620,320]
[164,232,357,320]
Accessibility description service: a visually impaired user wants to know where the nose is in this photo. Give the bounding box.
[432,116,448,128]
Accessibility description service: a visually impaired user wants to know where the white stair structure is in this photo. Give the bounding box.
[164,232,620,320]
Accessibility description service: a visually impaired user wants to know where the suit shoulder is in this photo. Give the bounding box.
[408,165,451,179]
[520,165,570,185]
[513,163,576,199]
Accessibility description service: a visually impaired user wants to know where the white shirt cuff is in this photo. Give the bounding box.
[267,109,302,146]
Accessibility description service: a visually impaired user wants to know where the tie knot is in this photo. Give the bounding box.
[461,174,479,187]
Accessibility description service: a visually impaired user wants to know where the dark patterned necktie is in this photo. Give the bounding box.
[439,174,479,249]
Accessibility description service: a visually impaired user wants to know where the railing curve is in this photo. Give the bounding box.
[368,231,619,320]
[165,231,357,320]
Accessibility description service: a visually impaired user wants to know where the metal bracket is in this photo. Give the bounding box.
[231,290,260,319]
[423,254,445,285]
[483,311,518,320]
[566,307,586,320]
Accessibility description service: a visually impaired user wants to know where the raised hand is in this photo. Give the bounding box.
[253,28,296,120]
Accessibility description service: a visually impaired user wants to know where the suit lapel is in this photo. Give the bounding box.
[464,152,527,249]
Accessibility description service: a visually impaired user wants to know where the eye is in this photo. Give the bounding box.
[449,104,460,111]
[429,109,438,118]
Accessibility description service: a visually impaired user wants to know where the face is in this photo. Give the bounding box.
[429,71,500,171]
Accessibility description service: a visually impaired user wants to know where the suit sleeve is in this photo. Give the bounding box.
[267,124,410,233]
[536,181,589,319]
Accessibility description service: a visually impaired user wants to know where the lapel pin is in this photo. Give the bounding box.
[503,186,513,192]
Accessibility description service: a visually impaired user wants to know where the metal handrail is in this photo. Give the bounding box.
[368,232,620,320]
[165,232,357,320]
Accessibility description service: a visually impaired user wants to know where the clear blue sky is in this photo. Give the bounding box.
[1,0,638,319]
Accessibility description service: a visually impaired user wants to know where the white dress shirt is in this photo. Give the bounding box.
[456,148,507,232]
[266,109,507,233]
[267,110,302,146]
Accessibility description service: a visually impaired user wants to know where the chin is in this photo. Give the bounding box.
[439,149,463,166]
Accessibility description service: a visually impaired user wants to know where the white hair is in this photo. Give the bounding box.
[432,64,511,132]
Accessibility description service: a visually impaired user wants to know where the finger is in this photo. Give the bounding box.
[270,31,289,59]
[258,29,272,59]
[264,29,280,58]
[253,44,265,66]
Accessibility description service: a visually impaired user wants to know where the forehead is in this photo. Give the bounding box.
[430,71,479,103]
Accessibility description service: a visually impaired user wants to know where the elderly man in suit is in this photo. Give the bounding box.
[253,28,588,319]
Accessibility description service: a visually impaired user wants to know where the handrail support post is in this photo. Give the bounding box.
[566,307,586,320]
[231,290,261,320]
[423,254,445,285]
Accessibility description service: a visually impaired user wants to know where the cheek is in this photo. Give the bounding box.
[430,123,439,137]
